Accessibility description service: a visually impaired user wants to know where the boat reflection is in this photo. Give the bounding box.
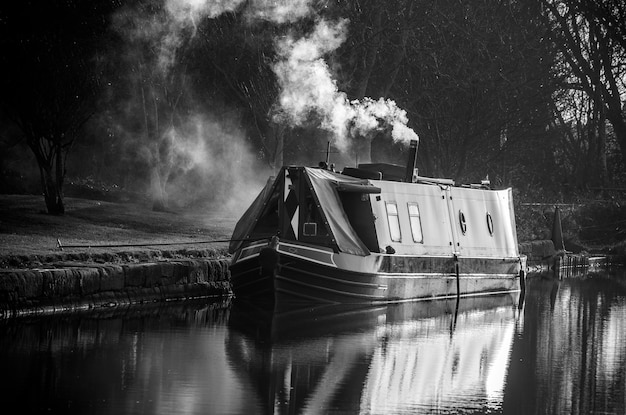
[226,292,522,414]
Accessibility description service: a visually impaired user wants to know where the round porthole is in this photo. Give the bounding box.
[458,210,467,234]
[486,212,494,235]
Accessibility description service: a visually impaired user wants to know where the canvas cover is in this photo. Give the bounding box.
[230,167,379,256]
[305,167,380,256]
[229,176,277,254]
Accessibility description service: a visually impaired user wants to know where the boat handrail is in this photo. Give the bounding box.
[414,176,455,186]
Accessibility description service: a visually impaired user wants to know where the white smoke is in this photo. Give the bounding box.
[351,97,419,145]
[157,0,419,153]
[164,0,243,31]
[112,0,273,213]
[272,19,350,142]
[244,0,313,23]
[114,0,419,211]
[164,0,312,26]
[156,0,316,72]
[271,19,419,152]
[158,113,267,212]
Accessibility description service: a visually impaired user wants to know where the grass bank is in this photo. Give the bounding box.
[0,195,238,268]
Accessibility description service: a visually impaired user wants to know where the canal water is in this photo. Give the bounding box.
[1,270,624,414]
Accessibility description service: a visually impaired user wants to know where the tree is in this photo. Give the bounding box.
[335,0,557,185]
[196,14,286,170]
[109,0,199,210]
[542,0,626,186]
[0,1,113,214]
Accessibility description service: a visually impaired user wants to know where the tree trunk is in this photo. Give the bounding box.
[40,164,65,215]
[150,166,168,212]
[609,112,626,165]
[29,138,67,215]
[596,99,608,187]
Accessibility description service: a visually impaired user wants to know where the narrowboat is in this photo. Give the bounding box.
[229,140,526,304]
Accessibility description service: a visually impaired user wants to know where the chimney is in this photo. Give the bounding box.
[404,139,418,183]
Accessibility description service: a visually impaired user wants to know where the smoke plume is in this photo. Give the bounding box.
[164,0,313,25]
[111,0,419,214]
[111,0,271,214]
[162,0,420,156]
[271,19,419,152]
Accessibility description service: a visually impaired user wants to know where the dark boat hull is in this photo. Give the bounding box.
[230,241,523,305]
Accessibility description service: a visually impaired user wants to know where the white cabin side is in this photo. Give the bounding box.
[368,181,519,259]
[448,186,519,258]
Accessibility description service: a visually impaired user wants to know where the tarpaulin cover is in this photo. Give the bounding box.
[229,176,277,254]
[230,167,379,256]
[305,167,379,256]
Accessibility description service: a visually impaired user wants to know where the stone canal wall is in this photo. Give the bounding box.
[0,254,232,318]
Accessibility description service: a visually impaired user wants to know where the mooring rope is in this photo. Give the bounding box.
[56,238,258,250]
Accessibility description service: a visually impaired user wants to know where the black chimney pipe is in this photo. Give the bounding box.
[404,139,418,182]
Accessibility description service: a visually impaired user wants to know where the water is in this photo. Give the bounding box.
[1,271,624,414]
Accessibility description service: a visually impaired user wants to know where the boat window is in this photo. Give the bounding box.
[459,210,467,234]
[300,191,330,242]
[386,202,402,242]
[486,212,494,235]
[303,222,317,236]
[407,203,423,243]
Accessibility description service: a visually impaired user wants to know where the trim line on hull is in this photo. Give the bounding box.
[375,289,522,304]
[233,244,522,275]
[277,242,336,267]
[235,242,337,267]
[275,278,521,305]
[275,276,385,303]
[280,264,386,289]
[237,242,267,260]
[377,273,520,279]
[275,263,520,304]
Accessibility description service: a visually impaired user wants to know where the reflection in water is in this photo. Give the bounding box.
[504,272,626,415]
[0,300,249,415]
[227,293,522,414]
[0,273,625,414]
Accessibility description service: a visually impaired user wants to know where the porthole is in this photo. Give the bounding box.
[458,210,467,234]
[486,212,494,235]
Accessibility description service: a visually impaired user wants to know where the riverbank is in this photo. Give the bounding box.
[0,195,238,317]
[0,255,232,318]
[0,194,237,262]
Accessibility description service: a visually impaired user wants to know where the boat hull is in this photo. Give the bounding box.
[230,242,523,305]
